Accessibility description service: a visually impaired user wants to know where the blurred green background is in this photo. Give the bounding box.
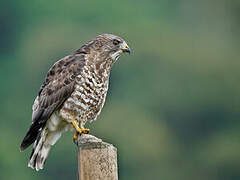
[0,0,240,179]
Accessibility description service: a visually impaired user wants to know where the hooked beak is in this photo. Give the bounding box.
[121,45,131,54]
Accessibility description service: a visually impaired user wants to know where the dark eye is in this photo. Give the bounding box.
[113,39,121,45]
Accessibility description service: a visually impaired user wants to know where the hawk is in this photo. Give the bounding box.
[20,34,131,171]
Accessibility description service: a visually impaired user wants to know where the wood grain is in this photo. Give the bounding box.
[75,134,118,180]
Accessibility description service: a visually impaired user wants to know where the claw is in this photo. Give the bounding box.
[81,128,90,134]
[71,119,90,140]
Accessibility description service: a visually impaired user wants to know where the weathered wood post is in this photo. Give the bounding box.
[74,134,118,180]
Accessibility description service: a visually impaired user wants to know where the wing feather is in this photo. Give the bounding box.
[20,54,86,151]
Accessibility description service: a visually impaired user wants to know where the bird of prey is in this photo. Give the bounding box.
[20,34,131,171]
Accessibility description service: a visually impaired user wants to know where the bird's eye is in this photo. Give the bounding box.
[113,39,121,45]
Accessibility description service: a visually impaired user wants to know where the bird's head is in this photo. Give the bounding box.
[90,34,131,61]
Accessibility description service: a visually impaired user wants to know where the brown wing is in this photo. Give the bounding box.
[20,54,86,151]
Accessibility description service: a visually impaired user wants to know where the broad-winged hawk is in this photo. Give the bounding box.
[20,34,131,171]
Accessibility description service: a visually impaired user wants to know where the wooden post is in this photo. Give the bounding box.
[74,134,118,180]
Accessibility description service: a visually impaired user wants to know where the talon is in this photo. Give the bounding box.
[71,119,90,139]
[81,128,90,134]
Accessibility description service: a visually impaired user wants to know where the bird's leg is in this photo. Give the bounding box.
[72,120,81,140]
[71,119,90,140]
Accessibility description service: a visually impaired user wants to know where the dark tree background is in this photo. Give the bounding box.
[0,0,239,179]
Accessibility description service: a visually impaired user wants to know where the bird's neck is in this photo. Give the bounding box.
[85,52,113,82]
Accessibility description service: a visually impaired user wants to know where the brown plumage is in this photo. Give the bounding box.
[20,34,130,171]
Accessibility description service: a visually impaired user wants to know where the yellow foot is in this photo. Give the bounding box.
[74,128,90,135]
[72,119,90,140]
[73,128,90,140]
[81,128,90,134]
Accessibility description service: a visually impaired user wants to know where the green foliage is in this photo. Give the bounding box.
[0,0,240,179]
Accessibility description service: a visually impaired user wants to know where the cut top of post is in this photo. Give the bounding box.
[75,134,117,151]
[75,134,118,180]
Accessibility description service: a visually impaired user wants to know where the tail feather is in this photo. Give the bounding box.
[20,121,46,152]
[28,127,62,171]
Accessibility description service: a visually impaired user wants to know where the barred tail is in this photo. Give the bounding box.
[28,127,61,171]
